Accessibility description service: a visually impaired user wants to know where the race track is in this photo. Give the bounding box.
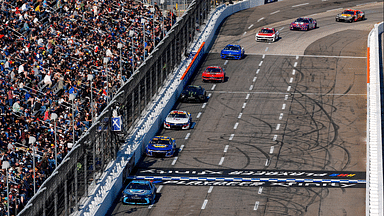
[108,0,383,215]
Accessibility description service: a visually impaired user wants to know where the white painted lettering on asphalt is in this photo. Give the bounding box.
[219,157,225,165]
[254,201,260,210]
[185,133,190,140]
[276,124,280,130]
[208,186,214,193]
[256,69,260,74]
[211,84,216,90]
[229,134,234,140]
[238,113,242,119]
[224,145,229,153]
[273,135,278,141]
[249,85,254,90]
[253,77,257,82]
[242,103,247,109]
[269,146,274,154]
[201,199,208,209]
[156,185,163,193]
[294,62,298,67]
[270,10,280,15]
[202,103,207,108]
[234,122,239,130]
[246,93,250,99]
[282,104,286,109]
[171,157,178,165]
[257,17,264,22]
[292,69,296,75]
[179,145,184,152]
[258,187,263,194]
[196,112,202,119]
[287,86,291,91]
[259,61,263,66]
[248,24,254,29]
[279,113,283,120]
[292,3,309,8]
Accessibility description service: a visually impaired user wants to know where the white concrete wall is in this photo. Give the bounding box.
[366,21,384,216]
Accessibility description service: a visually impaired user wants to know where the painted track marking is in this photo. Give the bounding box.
[289,77,293,83]
[292,69,296,75]
[211,85,216,90]
[270,10,280,15]
[282,104,286,109]
[292,3,309,8]
[262,54,265,59]
[171,157,178,165]
[287,86,291,91]
[224,145,229,153]
[253,77,257,82]
[224,60,228,65]
[179,145,184,152]
[259,61,263,66]
[276,124,280,130]
[269,146,274,154]
[201,199,208,209]
[279,113,283,120]
[254,201,260,210]
[257,17,264,22]
[265,47,269,52]
[197,112,202,118]
[234,122,239,129]
[248,24,254,29]
[246,93,250,99]
[249,85,254,90]
[258,187,263,194]
[185,133,190,139]
[279,27,284,31]
[229,134,234,140]
[238,113,242,119]
[202,103,207,108]
[294,62,298,67]
[208,186,214,193]
[219,157,225,165]
[208,93,212,98]
[256,69,260,74]
[285,95,289,100]
[273,135,278,141]
[242,103,247,109]
[156,185,163,193]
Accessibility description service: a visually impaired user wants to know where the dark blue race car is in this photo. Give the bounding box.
[122,180,156,205]
[221,44,244,60]
[146,136,177,157]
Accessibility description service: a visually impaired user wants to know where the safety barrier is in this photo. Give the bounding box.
[76,0,283,215]
[366,21,384,216]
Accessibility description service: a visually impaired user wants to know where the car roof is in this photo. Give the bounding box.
[206,66,222,69]
[226,44,240,47]
[152,136,171,141]
[261,28,274,30]
[130,180,151,184]
[169,110,188,114]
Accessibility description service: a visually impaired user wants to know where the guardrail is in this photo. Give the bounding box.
[366,21,384,216]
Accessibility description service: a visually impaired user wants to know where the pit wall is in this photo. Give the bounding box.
[77,0,265,215]
[366,21,384,216]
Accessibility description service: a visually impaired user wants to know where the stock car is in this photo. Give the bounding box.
[164,110,192,129]
[290,17,317,31]
[179,85,207,102]
[221,44,244,59]
[255,28,280,42]
[202,66,225,82]
[146,136,177,157]
[122,180,156,205]
[335,9,365,22]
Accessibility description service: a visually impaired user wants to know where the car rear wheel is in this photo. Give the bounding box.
[336,18,339,22]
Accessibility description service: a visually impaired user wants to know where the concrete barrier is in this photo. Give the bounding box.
[366,21,383,216]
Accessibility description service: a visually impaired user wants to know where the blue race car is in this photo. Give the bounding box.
[221,44,244,60]
[146,136,177,157]
[122,180,156,205]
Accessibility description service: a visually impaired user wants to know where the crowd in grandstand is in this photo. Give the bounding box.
[0,0,177,214]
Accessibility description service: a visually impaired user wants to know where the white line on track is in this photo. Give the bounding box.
[238,113,242,119]
[282,104,286,109]
[279,113,283,120]
[156,185,163,193]
[258,187,263,194]
[289,77,293,83]
[285,95,289,100]
[224,145,229,153]
[265,159,270,166]
[322,0,327,1]
[287,86,291,91]
[234,122,239,129]
[218,157,225,165]
[269,146,274,154]
[208,93,212,98]
[248,24,254,29]
[279,27,285,31]
[292,69,296,75]
[276,124,280,130]
[294,62,298,67]
[265,47,269,52]
[185,133,190,139]
[224,60,228,65]
[201,200,208,209]
[259,61,263,66]
[256,69,260,74]
[249,85,254,90]
[179,145,184,152]
[148,204,154,209]
[270,10,280,15]
[208,186,214,193]
[209,91,366,96]
[211,84,216,90]
[243,32,247,36]
[171,157,178,165]
[296,55,299,60]
[327,7,343,12]
[253,77,257,82]
[202,103,207,108]
[242,103,247,109]
[292,3,309,7]
[262,54,265,59]
[273,135,278,141]
[254,201,260,210]
[229,134,234,140]
[196,112,202,118]
[246,93,250,99]
[357,2,377,6]
[257,17,264,22]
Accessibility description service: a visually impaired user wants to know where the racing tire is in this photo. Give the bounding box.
[362,15,365,20]
[336,18,339,22]
[349,19,353,23]
[315,23,317,29]
[272,37,275,42]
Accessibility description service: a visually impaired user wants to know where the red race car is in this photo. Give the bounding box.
[202,66,225,82]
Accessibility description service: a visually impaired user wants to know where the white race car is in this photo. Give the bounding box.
[255,28,279,42]
[164,110,192,129]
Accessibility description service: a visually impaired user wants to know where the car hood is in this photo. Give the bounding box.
[148,144,173,151]
[124,189,151,196]
[292,22,308,25]
[166,117,189,124]
[257,33,274,36]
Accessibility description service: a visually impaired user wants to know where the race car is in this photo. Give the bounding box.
[255,28,280,42]
[164,110,192,129]
[290,17,317,31]
[122,180,156,205]
[179,85,207,102]
[202,66,225,82]
[146,136,176,157]
[335,9,365,22]
[221,44,244,60]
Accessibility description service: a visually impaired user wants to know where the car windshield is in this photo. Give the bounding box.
[185,86,200,91]
[295,18,309,23]
[342,11,354,15]
[169,113,187,118]
[260,29,274,33]
[206,67,221,73]
[128,182,151,190]
[224,45,240,51]
[151,139,171,145]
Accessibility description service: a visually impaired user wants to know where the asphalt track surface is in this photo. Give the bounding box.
[108,1,383,215]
